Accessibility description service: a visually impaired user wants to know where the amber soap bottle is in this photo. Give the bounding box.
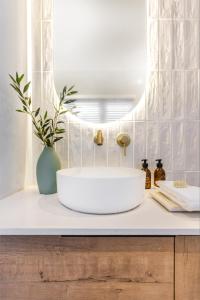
[141,159,151,189]
[154,159,166,187]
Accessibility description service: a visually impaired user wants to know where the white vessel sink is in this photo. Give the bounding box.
[57,167,145,214]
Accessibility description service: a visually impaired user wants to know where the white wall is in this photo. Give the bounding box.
[0,0,27,198]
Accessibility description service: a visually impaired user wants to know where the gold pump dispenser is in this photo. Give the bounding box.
[141,159,151,189]
[154,159,166,187]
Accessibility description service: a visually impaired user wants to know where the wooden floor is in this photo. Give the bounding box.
[0,236,199,300]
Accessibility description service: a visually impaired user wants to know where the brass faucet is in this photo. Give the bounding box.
[94,130,104,146]
[117,133,131,156]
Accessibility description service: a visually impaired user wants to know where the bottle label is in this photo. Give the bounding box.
[145,174,151,189]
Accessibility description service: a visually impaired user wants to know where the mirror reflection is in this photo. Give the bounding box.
[53,0,147,123]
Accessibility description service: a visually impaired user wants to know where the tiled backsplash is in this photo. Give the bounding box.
[31,0,200,186]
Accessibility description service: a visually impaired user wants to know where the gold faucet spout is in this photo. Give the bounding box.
[94,130,104,146]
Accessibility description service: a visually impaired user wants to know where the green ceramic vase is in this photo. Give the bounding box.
[36,146,61,194]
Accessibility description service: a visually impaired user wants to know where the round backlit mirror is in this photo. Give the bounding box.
[53,0,147,123]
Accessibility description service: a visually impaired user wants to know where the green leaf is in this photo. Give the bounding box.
[32,120,38,128]
[16,109,24,113]
[68,91,78,96]
[54,137,63,143]
[35,107,40,117]
[64,99,76,104]
[63,86,67,93]
[18,97,25,103]
[53,104,59,113]
[43,126,50,136]
[21,99,27,106]
[60,92,64,101]
[44,111,47,120]
[44,118,51,124]
[16,72,20,84]
[60,110,68,115]
[55,128,65,134]
[57,121,65,124]
[42,122,50,129]
[10,84,23,96]
[45,132,54,139]
[23,82,31,93]
[9,74,16,84]
[68,85,75,92]
[19,74,24,83]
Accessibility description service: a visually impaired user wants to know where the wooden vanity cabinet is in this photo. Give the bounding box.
[175,236,200,300]
[0,236,199,300]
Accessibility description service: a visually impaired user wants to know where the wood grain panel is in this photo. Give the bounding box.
[175,236,200,300]
[0,236,174,300]
[0,282,173,300]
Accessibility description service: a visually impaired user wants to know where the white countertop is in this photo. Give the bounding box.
[0,187,199,235]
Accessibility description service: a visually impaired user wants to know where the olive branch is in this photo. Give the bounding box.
[9,72,77,147]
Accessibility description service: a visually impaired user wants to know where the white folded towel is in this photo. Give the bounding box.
[158,181,200,211]
[151,190,185,212]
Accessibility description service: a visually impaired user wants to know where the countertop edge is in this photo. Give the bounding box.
[0,228,199,236]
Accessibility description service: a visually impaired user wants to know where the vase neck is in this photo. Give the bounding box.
[44,146,54,151]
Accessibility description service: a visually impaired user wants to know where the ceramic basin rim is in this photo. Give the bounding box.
[57,167,145,179]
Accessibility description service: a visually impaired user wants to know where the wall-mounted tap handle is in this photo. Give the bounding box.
[123,144,127,156]
[117,133,131,156]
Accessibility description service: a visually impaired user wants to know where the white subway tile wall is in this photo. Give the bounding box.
[31,0,200,186]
